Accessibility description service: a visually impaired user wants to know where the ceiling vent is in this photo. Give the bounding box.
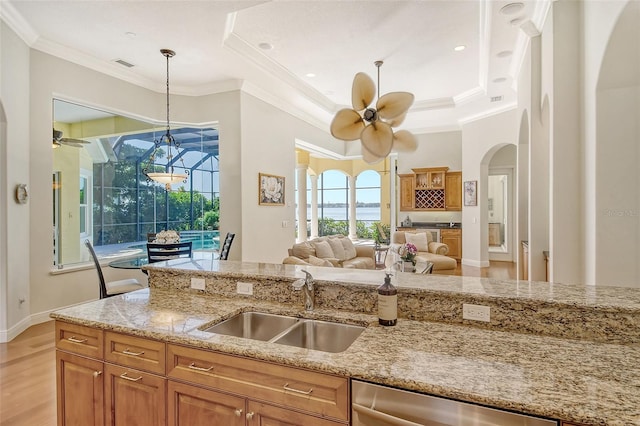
[490,96,503,103]
[113,59,135,68]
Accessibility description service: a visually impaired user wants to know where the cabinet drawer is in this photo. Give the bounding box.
[105,332,166,375]
[167,344,349,421]
[55,321,103,359]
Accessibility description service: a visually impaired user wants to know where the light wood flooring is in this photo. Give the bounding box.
[0,320,56,426]
[0,261,515,425]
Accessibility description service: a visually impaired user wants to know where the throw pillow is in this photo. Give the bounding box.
[307,255,334,267]
[282,256,310,265]
[312,240,335,259]
[327,237,347,261]
[405,232,429,252]
[291,241,315,259]
[341,237,357,259]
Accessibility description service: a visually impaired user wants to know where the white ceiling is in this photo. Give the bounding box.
[2,0,547,133]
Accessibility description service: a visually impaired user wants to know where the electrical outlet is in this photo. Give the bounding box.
[462,303,490,322]
[237,282,253,295]
[190,277,205,290]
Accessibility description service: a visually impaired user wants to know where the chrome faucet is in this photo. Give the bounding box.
[292,269,315,311]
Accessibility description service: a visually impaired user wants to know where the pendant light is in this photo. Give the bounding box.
[143,49,189,190]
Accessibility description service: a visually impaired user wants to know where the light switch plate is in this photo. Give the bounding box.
[237,282,253,295]
[190,277,205,290]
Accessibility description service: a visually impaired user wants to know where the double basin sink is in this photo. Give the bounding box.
[201,312,365,353]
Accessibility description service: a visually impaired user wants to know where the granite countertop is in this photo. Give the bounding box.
[52,270,640,426]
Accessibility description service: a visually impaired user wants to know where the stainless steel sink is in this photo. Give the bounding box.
[272,319,365,353]
[200,312,300,341]
[201,312,365,353]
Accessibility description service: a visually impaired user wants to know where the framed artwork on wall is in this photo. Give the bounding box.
[464,180,477,206]
[258,173,285,206]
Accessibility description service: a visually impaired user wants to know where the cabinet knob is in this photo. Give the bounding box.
[246,412,254,420]
[92,371,102,378]
[234,408,243,417]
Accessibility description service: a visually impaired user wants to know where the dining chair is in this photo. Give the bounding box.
[85,240,146,299]
[146,241,193,264]
[218,232,235,260]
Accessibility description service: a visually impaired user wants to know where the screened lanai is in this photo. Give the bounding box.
[53,100,221,267]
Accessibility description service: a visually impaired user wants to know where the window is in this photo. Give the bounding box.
[53,99,220,266]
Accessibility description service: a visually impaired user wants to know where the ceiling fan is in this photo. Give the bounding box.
[52,129,91,148]
[330,61,417,164]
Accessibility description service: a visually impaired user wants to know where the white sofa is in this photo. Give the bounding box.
[283,235,375,269]
[391,230,457,271]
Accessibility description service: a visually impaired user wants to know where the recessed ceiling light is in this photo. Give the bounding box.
[497,50,513,58]
[306,73,316,78]
[510,17,524,26]
[258,42,273,50]
[500,3,524,15]
[125,32,136,38]
[493,77,507,83]
[454,45,466,52]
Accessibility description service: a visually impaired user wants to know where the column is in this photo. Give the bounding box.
[296,165,308,242]
[348,175,357,239]
[310,175,319,239]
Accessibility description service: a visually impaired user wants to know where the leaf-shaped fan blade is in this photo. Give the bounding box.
[392,130,418,152]
[61,140,88,148]
[387,112,407,127]
[360,121,393,158]
[361,143,385,164]
[330,109,365,141]
[376,92,414,120]
[352,72,375,111]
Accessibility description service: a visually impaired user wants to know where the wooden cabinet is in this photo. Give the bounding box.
[105,332,166,375]
[167,344,349,422]
[440,229,462,260]
[398,167,461,211]
[168,381,245,426]
[399,174,414,211]
[246,400,343,426]
[444,171,462,211]
[56,351,104,426]
[104,363,166,426]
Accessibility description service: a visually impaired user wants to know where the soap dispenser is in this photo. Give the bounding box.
[377,273,397,326]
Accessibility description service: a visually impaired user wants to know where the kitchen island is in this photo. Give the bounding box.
[51,259,640,425]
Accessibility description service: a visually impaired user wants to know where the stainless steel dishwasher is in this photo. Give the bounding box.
[352,381,558,426]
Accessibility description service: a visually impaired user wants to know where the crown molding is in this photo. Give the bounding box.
[453,86,486,106]
[412,97,456,111]
[0,2,38,45]
[295,139,344,160]
[458,101,517,125]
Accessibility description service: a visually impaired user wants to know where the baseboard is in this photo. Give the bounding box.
[0,299,97,342]
[0,316,31,343]
[462,258,490,268]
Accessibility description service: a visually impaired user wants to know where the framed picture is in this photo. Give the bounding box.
[258,173,285,206]
[464,180,477,206]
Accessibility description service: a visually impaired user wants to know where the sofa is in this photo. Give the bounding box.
[391,230,457,271]
[283,235,375,269]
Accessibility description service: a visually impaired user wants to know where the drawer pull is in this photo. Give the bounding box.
[283,383,313,395]
[119,372,142,382]
[93,371,102,378]
[234,409,243,417]
[67,336,88,344]
[246,412,254,420]
[188,362,214,372]
[122,348,145,357]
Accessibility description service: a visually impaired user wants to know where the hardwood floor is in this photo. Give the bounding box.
[434,261,517,279]
[0,321,56,426]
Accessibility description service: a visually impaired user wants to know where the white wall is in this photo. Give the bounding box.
[395,130,463,225]
[461,110,518,267]
[0,22,31,340]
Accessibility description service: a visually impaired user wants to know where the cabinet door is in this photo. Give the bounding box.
[56,351,104,426]
[104,363,166,426]
[399,175,414,211]
[428,171,446,189]
[441,229,461,260]
[168,381,244,426]
[246,401,344,426]
[445,172,462,211]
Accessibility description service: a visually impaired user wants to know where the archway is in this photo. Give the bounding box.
[0,100,7,336]
[517,109,530,279]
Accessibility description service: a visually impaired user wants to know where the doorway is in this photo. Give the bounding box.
[488,168,514,262]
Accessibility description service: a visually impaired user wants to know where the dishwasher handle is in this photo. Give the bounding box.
[353,403,437,426]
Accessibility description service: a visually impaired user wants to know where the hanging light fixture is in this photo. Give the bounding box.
[330,61,417,164]
[143,49,189,190]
